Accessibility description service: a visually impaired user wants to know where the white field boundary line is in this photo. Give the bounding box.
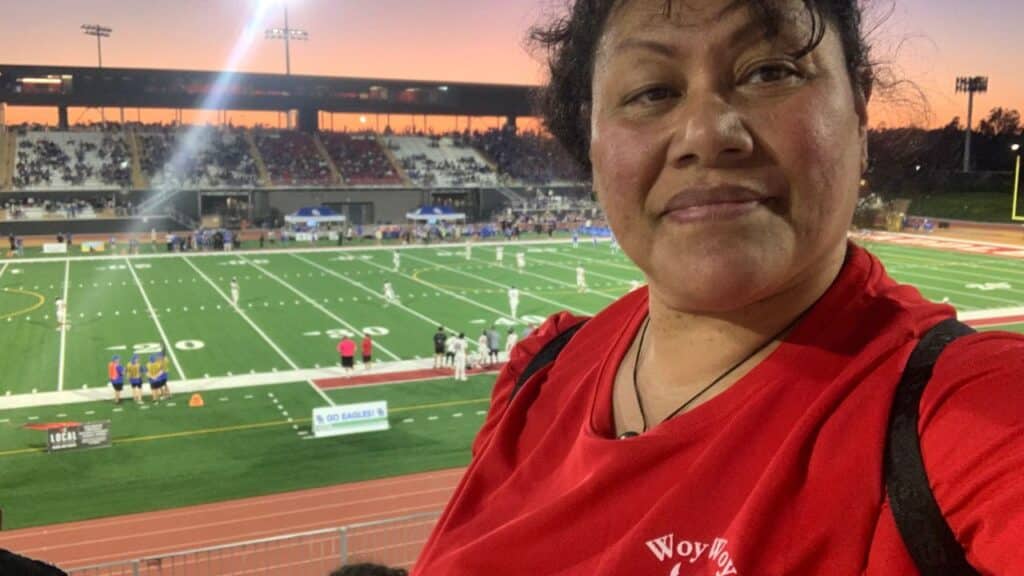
[291,253,456,336]
[6,237,576,265]
[182,257,334,406]
[57,260,70,391]
[355,252,522,322]
[869,247,1024,282]
[556,248,646,274]
[402,251,593,316]
[469,246,620,301]
[880,268,1022,306]
[237,254,402,361]
[863,232,1024,256]
[958,307,1024,322]
[494,248,639,291]
[125,258,187,379]
[0,357,448,410]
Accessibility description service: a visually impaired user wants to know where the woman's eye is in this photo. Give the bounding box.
[744,64,801,85]
[627,86,677,105]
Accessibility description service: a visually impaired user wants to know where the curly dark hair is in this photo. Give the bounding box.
[530,0,876,170]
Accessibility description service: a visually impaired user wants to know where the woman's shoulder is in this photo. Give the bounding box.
[918,329,1024,568]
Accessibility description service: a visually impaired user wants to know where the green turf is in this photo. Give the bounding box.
[1,237,1022,529]
[0,377,492,529]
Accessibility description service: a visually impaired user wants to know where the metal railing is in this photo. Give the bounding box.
[67,510,441,576]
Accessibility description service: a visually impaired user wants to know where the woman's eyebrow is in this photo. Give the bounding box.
[612,18,771,59]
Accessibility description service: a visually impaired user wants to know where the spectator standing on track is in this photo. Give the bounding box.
[433,326,448,369]
[486,326,501,364]
[259,233,265,249]
[8,233,15,253]
[337,336,356,374]
[451,333,468,381]
[361,333,373,369]
[108,356,124,404]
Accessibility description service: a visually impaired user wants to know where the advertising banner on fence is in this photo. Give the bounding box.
[42,243,68,254]
[312,402,389,438]
[46,421,112,453]
[80,241,105,253]
[295,232,315,242]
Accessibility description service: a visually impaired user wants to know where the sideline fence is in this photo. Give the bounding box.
[66,510,441,576]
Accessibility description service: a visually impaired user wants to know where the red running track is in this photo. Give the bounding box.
[0,467,465,571]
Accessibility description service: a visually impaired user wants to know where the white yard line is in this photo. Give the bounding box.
[357,253,519,321]
[182,257,334,406]
[291,253,456,333]
[474,247,624,299]
[0,262,8,280]
[403,252,593,315]
[125,258,187,379]
[237,254,402,361]
[57,260,70,391]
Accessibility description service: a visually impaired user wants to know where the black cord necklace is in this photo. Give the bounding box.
[619,313,805,439]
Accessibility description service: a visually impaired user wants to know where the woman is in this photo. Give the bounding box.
[413,0,1024,574]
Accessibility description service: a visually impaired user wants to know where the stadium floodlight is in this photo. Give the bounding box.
[264,4,308,75]
[81,24,112,69]
[955,75,989,173]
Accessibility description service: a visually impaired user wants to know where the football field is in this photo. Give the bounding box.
[0,236,1022,529]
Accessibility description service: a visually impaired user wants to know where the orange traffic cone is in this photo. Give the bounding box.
[188,393,205,408]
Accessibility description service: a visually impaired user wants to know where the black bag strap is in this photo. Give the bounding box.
[885,317,979,576]
[508,320,588,406]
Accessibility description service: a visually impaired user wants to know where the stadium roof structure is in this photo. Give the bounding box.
[0,64,536,130]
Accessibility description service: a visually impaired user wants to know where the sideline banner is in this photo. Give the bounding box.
[42,243,68,254]
[46,421,112,453]
[312,402,389,438]
[81,241,105,253]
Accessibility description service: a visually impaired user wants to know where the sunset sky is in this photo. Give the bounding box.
[1,0,1021,130]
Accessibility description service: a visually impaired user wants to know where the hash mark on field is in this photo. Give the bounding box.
[27,416,39,421]
[85,410,95,415]
[402,418,415,423]
[57,413,66,418]
[166,402,176,407]
[113,408,123,413]
[453,413,463,418]
[245,394,253,399]
[476,410,487,415]
[0,419,9,423]
[428,415,439,421]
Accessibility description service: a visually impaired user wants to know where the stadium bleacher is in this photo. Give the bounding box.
[320,132,404,186]
[386,134,499,188]
[469,127,585,185]
[137,125,260,189]
[12,128,130,191]
[252,129,333,186]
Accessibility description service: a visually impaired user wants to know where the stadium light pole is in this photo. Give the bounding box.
[81,24,112,68]
[955,76,989,174]
[265,4,308,76]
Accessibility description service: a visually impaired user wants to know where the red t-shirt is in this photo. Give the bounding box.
[413,243,1024,575]
[362,337,373,357]
[337,339,356,357]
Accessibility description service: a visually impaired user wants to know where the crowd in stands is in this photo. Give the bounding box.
[320,132,403,185]
[138,125,260,188]
[1,197,117,221]
[468,127,586,184]
[386,135,498,187]
[12,127,131,190]
[253,130,331,186]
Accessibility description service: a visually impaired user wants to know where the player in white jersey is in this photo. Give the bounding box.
[504,327,519,360]
[576,266,587,293]
[475,331,490,368]
[515,252,526,273]
[55,297,67,331]
[465,244,472,261]
[383,282,399,306]
[591,234,599,247]
[230,278,240,306]
[451,333,468,381]
[393,250,401,271]
[508,286,520,320]
[496,246,504,265]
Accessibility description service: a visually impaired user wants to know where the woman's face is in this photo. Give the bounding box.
[590,0,867,312]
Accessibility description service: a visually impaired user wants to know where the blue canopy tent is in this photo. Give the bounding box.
[405,205,466,224]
